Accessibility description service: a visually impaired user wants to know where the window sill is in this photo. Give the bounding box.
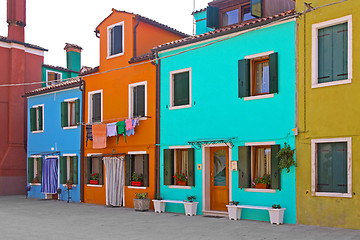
[127,186,147,189]
[243,94,274,101]
[86,184,103,188]
[31,130,44,134]
[312,79,351,88]
[169,104,192,110]
[62,184,77,187]
[63,126,78,130]
[245,188,276,193]
[168,185,191,189]
[107,52,124,59]
[29,183,41,186]
[313,192,352,198]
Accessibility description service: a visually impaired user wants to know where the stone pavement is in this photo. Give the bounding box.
[0,196,359,240]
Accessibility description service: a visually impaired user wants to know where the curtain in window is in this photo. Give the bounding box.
[103,156,124,206]
[41,158,58,194]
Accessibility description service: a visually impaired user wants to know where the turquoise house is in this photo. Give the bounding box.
[154,1,297,224]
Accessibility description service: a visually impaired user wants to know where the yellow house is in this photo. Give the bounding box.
[296,0,360,229]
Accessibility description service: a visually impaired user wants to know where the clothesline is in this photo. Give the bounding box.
[80,116,151,126]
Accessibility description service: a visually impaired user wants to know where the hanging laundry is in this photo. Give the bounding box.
[116,121,126,144]
[86,125,93,146]
[126,119,135,136]
[134,118,140,127]
[92,124,107,149]
[125,119,133,131]
[107,122,117,137]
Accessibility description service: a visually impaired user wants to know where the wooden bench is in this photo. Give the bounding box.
[153,200,199,216]
[226,205,286,224]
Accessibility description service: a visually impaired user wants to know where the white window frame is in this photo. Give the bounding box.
[107,21,125,59]
[167,146,193,189]
[311,15,352,88]
[128,81,147,119]
[63,153,77,183]
[311,137,352,198]
[169,68,192,110]
[31,104,44,133]
[88,90,103,123]
[45,70,62,87]
[29,155,41,185]
[63,98,78,129]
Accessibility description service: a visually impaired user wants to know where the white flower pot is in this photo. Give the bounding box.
[269,208,285,225]
[184,202,198,216]
[227,205,241,220]
[152,200,165,213]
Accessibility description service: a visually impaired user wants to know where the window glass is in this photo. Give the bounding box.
[242,6,254,21]
[67,157,74,181]
[47,72,61,86]
[253,60,270,95]
[91,93,101,123]
[110,25,123,56]
[173,71,190,106]
[90,157,100,175]
[213,149,227,186]
[131,155,144,177]
[132,85,145,117]
[222,9,238,26]
[69,102,76,126]
[253,146,271,180]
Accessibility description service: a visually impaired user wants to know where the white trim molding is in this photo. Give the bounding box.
[311,137,352,198]
[168,145,193,149]
[244,51,274,60]
[128,81,147,119]
[311,15,352,88]
[45,70,62,87]
[107,21,125,59]
[88,89,103,123]
[168,185,192,189]
[245,141,276,146]
[169,68,192,110]
[245,188,276,193]
[127,151,147,155]
[244,94,274,101]
[31,104,45,133]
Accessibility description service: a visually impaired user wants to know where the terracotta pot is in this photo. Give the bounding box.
[131,181,143,186]
[90,180,99,185]
[255,183,269,189]
[177,181,187,186]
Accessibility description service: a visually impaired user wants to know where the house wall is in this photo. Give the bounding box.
[194,10,213,35]
[158,20,296,223]
[295,0,360,229]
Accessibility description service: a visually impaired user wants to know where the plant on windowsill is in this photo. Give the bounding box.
[33,175,39,183]
[66,180,73,190]
[90,173,99,185]
[252,174,271,189]
[276,143,296,173]
[133,192,150,211]
[131,172,143,186]
[173,173,188,186]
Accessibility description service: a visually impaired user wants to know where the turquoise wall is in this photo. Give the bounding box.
[194,10,214,35]
[158,20,296,223]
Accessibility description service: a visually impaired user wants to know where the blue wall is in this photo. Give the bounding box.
[158,21,296,223]
[27,87,82,203]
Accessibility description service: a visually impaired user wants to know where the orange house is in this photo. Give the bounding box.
[81,9,187,207]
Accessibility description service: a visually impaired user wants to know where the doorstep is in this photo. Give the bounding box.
[202,210,228,218]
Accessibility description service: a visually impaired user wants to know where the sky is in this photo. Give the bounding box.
[0,0,210,68]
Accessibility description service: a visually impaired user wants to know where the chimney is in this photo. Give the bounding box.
[7,0,26,42]
[64,43,82,75]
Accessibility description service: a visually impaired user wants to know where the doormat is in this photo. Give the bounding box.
[202,215,225,218]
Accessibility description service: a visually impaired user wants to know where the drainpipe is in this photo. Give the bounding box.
[94,30,100,38]
[79,79,85,202]
[133,17,140,58]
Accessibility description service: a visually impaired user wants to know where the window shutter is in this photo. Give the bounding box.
[37,106,43,131]
[163,149,174,185]
[238,59,250,98]
[112,25,123,55]
[318,26,333,83]
[332,142,347,193]
[72,156,78,185]
[75,99,80,125]
[93,93,101,123]
[61,102,68,128]
[137,85,145,117]
[38,158,42,183]
[125,154,131,186]
[251,0,263,18]
[271,145,281,190]
[173,72,189,106]
[187,148,195,186]
[30,108,36,131]
[27,157,34,183]
[206,6,219,29]
[269,52,278,94]
[99,159,104,185]
[238,146,251,188]
[332,23,348,82]
[60,156,67,184]
[143,154,149,187]
[85,157,91,184]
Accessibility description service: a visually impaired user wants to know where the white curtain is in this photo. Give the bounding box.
[103,156,124,207]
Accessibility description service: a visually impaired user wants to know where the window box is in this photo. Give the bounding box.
[89,180,99,185]
[131,181,143,186]
[254,183,269,189]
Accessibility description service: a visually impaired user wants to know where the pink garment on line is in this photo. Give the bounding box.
[92,124,107,149]
[125,119,133,131]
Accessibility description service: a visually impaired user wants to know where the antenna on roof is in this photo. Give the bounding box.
[192,0,196,35]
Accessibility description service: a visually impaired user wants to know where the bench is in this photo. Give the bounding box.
[153,200,199,216]
[226,205,286,224]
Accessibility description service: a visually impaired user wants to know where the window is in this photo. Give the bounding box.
[170,68,191,109]
[107,22,124,58]
[85,156,103,185]
[30,105,44,132]
[238,52,278,99]
[253,146,271,180]
[221,4,255,27]
[129,82,147,118]
[61,98,80,128]
[311,138,352,198]
[46,70,62,86]
[125,153,149,187]
[312,15,352,88]
[60,156,78,184]
[88,90,102,123]
[27,157,42,183]
[163,148,195,186]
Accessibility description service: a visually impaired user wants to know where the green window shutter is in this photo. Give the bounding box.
[143,154,149,187]
[332,23,348,82]
[269,52,278,94]
[85,157,91,184]
[75,99,80,125]
[332,142,347,193]
[72,156,78,185]
[251,0,263,18]
[30,108,36,131]
[238,146,251,188]
[238,59,250,98]
[318,26,333,83]
[173,72,189,106]
[187,148,195,186]
[163,149,174,185]
[99,159,104,185]
[28,157,34,183]
[206,6,219,29]
[271,145,281,190]
[92,93,101,122]
[60,156,67,184]
[125,154,131,186]
[61,102,68,128]
[37,106,43,131]
[38,158,42,183]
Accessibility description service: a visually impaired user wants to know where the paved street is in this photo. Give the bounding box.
[0,196,359,240]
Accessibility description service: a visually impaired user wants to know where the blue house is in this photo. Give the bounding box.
[153,0,297,223]
[24,78,83,202]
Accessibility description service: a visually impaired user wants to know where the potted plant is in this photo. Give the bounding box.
[277,143,296,173]
[227,200,241,220]
[252,174,271,189]
[133,192,150,211]
[269,204,286,225]
[173,173,188,186]
[152,195,164,213]
[131,172,143,186]
[183,196,198,216]
[66,179,73,190]
[33,175,39,183]
[90,173,99,185]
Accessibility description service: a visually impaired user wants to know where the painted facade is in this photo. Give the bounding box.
[296,0,360,229]
[155,3,297,223]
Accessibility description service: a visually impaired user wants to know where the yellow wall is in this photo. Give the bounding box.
[296,0,360,229]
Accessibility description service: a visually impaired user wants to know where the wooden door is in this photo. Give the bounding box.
[210,147,229,211]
